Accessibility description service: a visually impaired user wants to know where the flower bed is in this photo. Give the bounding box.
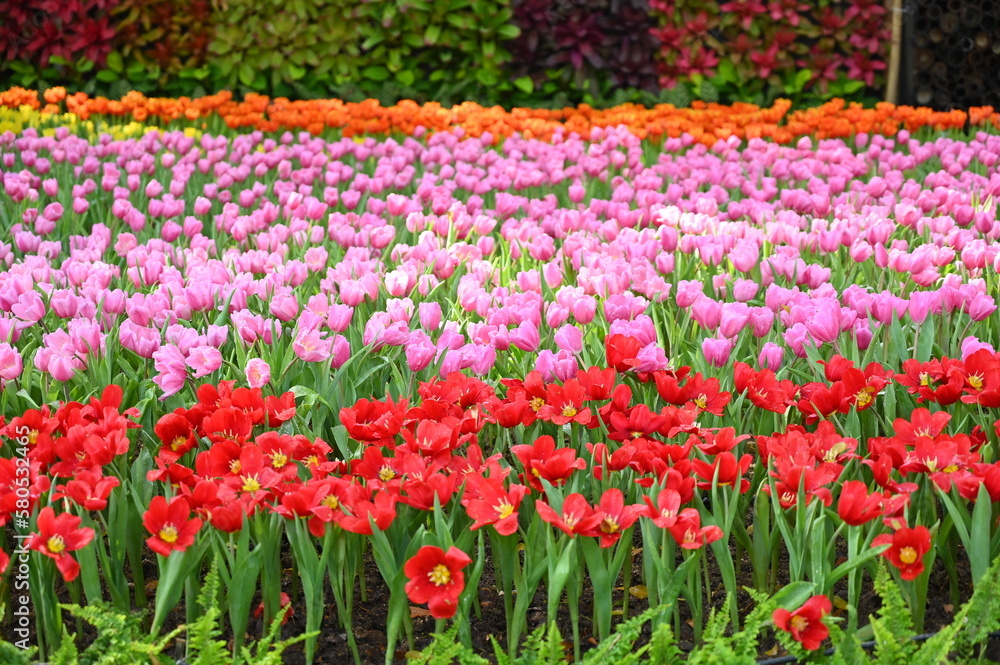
[1,94,1000,663]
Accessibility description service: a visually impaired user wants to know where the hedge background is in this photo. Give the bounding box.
[0,0,902,108]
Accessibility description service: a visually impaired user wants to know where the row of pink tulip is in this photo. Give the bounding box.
[0,124,998,397]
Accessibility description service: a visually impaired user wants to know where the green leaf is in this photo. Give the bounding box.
[106,51,124,73]
[717,59,738,84]
[970,484,993,584]
[396,69,416,87]
[288,64,306,80]
[513,76,533,94]
[238,62,256,86]
[49,55,69,66]
[424,24,441,44]
[96,69,118,83]
[770,581,816,611]
[497,24,520,40]
[361,65,390,82]
[795,68,812,90]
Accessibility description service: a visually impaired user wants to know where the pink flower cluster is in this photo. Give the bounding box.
[0,122,998,396]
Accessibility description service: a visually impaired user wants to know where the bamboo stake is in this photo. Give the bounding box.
[886,0,904,103]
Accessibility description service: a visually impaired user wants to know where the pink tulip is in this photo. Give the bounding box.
[0,343,23,381]
[186,345,223,378]
[701,336,734,368]
[554,324,584,354]
[758,342,784,371]
[153,344,188,397]
[245,358,271,388]
[293,329,333,362]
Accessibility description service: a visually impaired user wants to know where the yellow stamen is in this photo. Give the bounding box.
[428,564,451,586]
[497,501,515,520]
[899,546,918,564]
[159,524,179,544]
[47,535,65,554]
[241,475,262,493]
[600,517,620,534]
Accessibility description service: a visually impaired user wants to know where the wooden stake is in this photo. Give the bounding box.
[886,0,904,103]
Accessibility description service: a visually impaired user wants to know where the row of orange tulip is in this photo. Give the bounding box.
[2,87,996,144]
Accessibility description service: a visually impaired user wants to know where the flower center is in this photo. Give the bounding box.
[530,397,545,412]
[968,374,984,390]
[322,494,340,510]
[824,441,849,462]
[428,563,451,586]
[855,390,873,408]
[229,459,242,474]
[171,436,187,451]
[600,517,620,534]
[561,406,578,419]
[47,535,65,554]
[919,372,935,387]
[497,501,515,520]
[790,615,809,632]
[694,394,708,409]
[242,475,262,492]
[379,466,396,482]
[899,546,918,564]
[271,452,288,468]
[159,524,179,543]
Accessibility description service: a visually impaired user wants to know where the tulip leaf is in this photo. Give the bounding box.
[969,484,993,584]
[770,581,817,611]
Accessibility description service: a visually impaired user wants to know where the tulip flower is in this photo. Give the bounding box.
[403,546,472,619]
[773,595,832,651]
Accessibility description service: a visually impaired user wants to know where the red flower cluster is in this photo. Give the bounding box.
[1,385,136,581]
[896,349,1000,407]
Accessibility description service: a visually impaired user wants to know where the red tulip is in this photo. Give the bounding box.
[536,493,601,537]
[872,525,931,580]
[836,480,884,526]
[461,476,528,536]
[667,509,723,550]
[143,496,203,557]
[27,507,95,581]
[404,546,472,619]
[773,595,832,650]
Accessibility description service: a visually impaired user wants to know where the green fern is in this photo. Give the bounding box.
[409,623,490,665]
[580,607,663,664]
[237,605,317,665]
[185,563,230,665]
[0,640,37,665]
[951,555,1000,660]
[646,620,684,665]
